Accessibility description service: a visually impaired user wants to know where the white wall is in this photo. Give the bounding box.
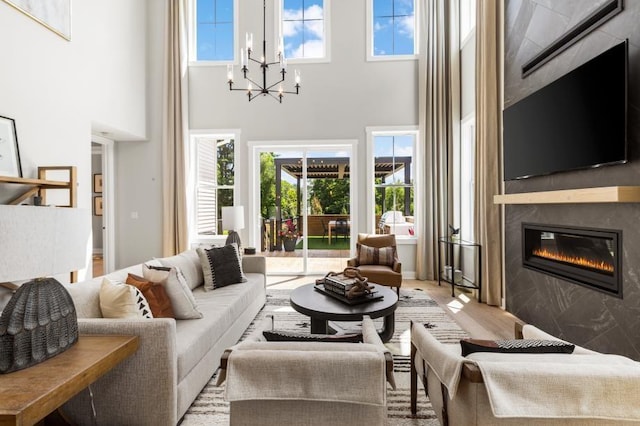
[188,0,419,274]
[0,0,149,278]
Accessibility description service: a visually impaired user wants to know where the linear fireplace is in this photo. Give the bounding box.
[522,223,622,298]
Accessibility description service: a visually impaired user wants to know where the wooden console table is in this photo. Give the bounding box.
[0,334,138,426]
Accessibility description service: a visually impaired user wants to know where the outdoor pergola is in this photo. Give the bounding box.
[273,156,412,223]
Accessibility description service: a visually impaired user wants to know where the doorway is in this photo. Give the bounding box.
[91,135,115,276]
[249,140,358,275]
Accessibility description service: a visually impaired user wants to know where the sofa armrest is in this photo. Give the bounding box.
[62,318,178,426]
[362,316,396,390]
[347,257,358,267]
[392,260,402,273]
[242,255,266,275]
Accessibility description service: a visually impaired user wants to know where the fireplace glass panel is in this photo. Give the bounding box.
[522,223,621,298]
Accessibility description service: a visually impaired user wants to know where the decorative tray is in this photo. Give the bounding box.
[314,284,383,305]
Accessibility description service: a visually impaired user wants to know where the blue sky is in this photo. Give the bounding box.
[196,0,415,61]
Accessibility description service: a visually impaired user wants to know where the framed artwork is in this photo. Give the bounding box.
[0,115,22,177]
[2,0,71,41]
[93,173,103,193]
[94,196,103,216]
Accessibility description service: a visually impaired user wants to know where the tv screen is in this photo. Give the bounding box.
[503,40,627,180]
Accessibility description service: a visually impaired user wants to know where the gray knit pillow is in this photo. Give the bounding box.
[197,243,247,291]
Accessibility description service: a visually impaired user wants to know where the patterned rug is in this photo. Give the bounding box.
[180,288,468,425]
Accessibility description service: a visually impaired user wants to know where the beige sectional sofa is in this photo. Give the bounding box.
[60,252,266,426]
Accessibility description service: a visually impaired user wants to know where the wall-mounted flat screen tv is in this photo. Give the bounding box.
[503,40,627,180]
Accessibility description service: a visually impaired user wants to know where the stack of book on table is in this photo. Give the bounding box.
[322,275,358,297]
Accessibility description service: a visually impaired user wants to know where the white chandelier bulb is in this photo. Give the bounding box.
[246,32,253,51]
[295,69,301,84]
[227,64,234,81]
[247,83,253,92]
[240,48,246,67]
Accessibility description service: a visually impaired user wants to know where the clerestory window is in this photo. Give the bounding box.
[367,0,417,60]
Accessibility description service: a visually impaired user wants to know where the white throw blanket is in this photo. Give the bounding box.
[225,342,387,406]
[468,352,640,420]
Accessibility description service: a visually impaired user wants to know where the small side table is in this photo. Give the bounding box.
[0,334,138,426]
[437,237,482,299]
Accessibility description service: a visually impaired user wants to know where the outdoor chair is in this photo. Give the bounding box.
[217,314,395,426]
[333,218,349,243]
[347,233,402,294]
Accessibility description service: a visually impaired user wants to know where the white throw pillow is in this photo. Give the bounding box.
[142,264,203,319]
[99,278,153,319]
[157,249,204,290]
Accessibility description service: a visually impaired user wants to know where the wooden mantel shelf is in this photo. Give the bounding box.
[494,186,640,204]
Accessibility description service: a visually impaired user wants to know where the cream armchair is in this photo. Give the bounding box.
[217,315,395,426]
[410,321,640,425]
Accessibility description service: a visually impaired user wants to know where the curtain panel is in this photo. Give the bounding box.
[162,0,190,256]
[416,0,458,280]
[474,0,503,305]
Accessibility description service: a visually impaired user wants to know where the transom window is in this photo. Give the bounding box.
[367,128,417,238]
[280,0,328,60]
[194,0,236,61]
[192,133,237,237]
[368,0,416,59]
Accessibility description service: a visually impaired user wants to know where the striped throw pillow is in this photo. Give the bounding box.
[357,243,395,267]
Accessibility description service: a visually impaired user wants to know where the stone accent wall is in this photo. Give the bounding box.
[504,0,640,359]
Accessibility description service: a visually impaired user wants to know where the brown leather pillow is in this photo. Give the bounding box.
[126,274,175,318]
[356,243,395,266]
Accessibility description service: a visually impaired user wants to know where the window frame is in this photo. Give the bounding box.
[366,126,419,240]
[189,129,242,244]
[276,0,331,64]
[189,0,239,65]
[366,0,418,62]
[459,115,475,242]
[459,0,476,47]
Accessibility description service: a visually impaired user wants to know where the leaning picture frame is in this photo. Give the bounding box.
[1,0,72,41]
[0,116,22,177]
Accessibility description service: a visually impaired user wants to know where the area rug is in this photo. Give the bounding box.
[180,288,468,426]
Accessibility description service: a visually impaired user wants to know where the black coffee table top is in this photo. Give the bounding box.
[290,283,398,322]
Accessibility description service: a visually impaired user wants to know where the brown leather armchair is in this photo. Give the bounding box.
[347,233,402,294]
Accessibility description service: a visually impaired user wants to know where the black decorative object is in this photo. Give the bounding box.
[0,278,78,374]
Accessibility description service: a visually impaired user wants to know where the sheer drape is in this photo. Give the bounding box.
[416,0,458,280]
[162,0,189,256]
[474,0,503,305]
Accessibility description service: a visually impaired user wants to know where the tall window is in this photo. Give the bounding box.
[368,0,416,60]
[281,0,328,60]
[194,0,235,61]
[192,134,236,237]
[367,128,417,238]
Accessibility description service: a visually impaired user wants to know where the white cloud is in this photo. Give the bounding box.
[282,5,324,39]
[398,15,415,37]
[290,39,324,58]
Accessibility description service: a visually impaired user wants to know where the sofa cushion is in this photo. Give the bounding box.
[460,338,575,357]
[357,243,395,267]
[174,273,264,383]
[126,274,175,318]
[99,277,153,319]
[355,264,402,287]
[157,249,204,290]
[197,243,247,291]
[143,264,203,320]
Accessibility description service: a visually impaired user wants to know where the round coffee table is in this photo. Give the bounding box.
[289,283,398,342]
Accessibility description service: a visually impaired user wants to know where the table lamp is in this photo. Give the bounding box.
[221,206,245,249]
[0,205,90,373]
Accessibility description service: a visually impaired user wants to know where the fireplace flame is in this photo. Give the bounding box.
[532,248,614,273]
